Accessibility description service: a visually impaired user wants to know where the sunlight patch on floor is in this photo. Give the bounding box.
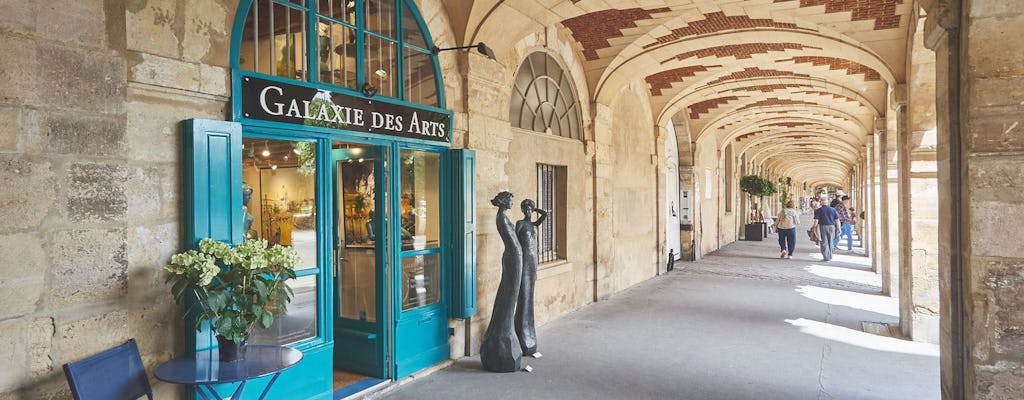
[802,264,879,288]
[785,318,940,357]
[795,285,897,317]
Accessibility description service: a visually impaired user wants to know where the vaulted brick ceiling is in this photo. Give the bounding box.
[443,0,912,186]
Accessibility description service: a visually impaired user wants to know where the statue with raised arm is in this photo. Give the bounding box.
[515,199,547,357]
[480,191,523,372]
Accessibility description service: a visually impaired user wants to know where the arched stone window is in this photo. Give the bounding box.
[234,0,441,107]
[509,52,582,140]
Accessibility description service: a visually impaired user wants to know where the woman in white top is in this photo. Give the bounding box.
[774,200,801,259]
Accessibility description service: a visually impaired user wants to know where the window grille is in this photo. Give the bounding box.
[537,164,558,263]
[510,53,582,140]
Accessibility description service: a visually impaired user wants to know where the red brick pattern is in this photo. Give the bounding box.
[797,90,859,103]
[736,132,817,142]
[726,83,812,93]
[645,12,815,48]
[737,98,817,111]
[562,8,671,61]
[763,122,813,128]
[774,0,903,30]
[704,68,811,86]
[777,56,881,81]
[645,65,721,96]
[689,96,743,119]
[667,43,820,61]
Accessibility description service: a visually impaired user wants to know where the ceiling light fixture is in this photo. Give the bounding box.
[261,140,271,157]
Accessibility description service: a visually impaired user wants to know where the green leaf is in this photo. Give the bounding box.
[170,280,190,303]
[207,291,228,312]
[260,312,274,329]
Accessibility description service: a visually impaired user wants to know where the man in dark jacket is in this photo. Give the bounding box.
[812,199,841,262]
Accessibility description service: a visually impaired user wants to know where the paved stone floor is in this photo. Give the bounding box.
[373,218,940,400]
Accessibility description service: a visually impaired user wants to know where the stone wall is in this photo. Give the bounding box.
[959,1,1024,397]
[924,0,1024,397]
[606,82,659,293]
[0,1,233,399]
[899,13,940,344]
[693,132,721,255]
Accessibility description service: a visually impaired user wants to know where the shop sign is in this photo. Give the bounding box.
[241,76,450,143]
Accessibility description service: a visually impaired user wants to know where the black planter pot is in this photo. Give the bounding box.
[745,223,764,241]
[216,334,248,362]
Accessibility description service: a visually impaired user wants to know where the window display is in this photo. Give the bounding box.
[242,137,319,344]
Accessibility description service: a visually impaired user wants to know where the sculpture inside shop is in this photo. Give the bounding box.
[242,182,255,238]
[480,191,524,372]
[515,199,547,357]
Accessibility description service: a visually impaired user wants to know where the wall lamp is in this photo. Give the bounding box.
[431,42,496,61]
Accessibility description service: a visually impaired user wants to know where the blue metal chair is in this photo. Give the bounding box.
[63,338,154,400]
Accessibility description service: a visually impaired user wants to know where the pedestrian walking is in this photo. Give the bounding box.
[812,199,840,262]
[774,200,801,259]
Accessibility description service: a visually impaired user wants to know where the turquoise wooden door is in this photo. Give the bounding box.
[185,121,333,400]
[392,148,450,378]
[332,147,388,378]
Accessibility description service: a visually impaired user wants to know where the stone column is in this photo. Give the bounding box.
[925,0,1024,396]
[899,14,941,343]
[860,144,872,259]
[591,103,614,300]
[865,141,877,270]
[877,122,899,297]
[870,133,883,275]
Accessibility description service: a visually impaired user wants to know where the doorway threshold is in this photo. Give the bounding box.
[334,378,388,400]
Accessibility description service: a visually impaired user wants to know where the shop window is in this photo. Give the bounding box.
[509,52,582,140]
[399,150,441,310]
[239,0,309,80]
[242,137,319,344]
[537,164,567,263]
[237,0,440,106]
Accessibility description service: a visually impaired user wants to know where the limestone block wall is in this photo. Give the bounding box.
[461,30,602,354]
[0,1,232,399]
[899,13,940,344]
[925,0,1024,397]
[693,134,721,255]
[606,82,659,293]
[462,28,663,353]
[959,3,1024,397]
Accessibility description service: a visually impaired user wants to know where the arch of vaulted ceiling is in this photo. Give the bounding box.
[600,29,895,108]
[704,106,869,143]
[439,0,910,184]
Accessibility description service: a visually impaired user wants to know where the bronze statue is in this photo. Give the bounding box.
[480,191,523,372]
[515,199,546,357]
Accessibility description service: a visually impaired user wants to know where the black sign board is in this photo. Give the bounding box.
[240,76,451,143]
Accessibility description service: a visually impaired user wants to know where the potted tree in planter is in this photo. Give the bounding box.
[165,238,299,361]
[739,175,776,241]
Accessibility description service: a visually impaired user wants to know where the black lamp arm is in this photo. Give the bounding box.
[431,45,478,54]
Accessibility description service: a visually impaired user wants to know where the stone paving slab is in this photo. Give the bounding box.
[372,219,938,400]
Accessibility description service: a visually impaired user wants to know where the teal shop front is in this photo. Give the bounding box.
[181,1,476,399]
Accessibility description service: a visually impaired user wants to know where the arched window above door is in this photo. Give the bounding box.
[233,0,441,107]
[509,52,582,140]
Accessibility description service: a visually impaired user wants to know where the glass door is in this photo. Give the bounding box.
[332,143,388,380]
[392,149,449,378]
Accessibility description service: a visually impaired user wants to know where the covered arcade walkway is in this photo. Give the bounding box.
[374,218,938,400]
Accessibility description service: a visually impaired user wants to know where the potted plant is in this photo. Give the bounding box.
[165,238,300,361]
[739,175,776,240]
